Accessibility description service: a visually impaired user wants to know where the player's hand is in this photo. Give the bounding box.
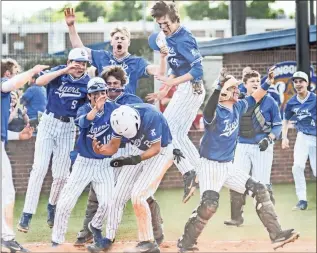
[218,67,230,86]
[31,65,50,75]
[173,149,185,164]
[155,74,169,82]
[162,79,177,88]
[266,66,276,85]
[94,95,107,111]
[146,89,168,102]
[160,45,169,57]
[110,155,142,167]
[64,8,76,26]
[258,136,272,151]
[64,62,81,75]
[19,124,34,140]
[92,138,104,154]
[281,138,289,149]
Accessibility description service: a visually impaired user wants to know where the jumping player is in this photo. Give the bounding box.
[224,68,282,226]
[75,66,164,248]
[1,59,47,252]
[282,71,316,210]
[177,68,299,252]
[147,1,205,203]
[51,77,117,246]
[90,103,174,253]
[64,7,164,95]
[17,48,90,233]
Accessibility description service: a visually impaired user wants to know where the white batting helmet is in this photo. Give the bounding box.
[110,105,141,138]
[87,77,107,94]
[219,76,240,102]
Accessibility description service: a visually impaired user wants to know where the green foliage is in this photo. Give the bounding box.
[107,1,143,22]
[75,1,107,22]
[246,0,286,19]
[185,1,229,20]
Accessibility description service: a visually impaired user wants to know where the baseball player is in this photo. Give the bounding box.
[64,8,164,95]
[89,103,174,253]
[74,66,164,247]
[1,59,47,253]
[224,68,282,226]
[282,71,316,210]
[177,68,299,252]
[17,48,90,233]
[51,77,118,246]
[146,1,205,203]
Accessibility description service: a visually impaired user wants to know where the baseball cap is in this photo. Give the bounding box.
[292,71,309,83]
[148,31,167,51]
[68,48,89,62]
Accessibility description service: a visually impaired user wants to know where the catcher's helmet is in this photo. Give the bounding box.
[110,105,141,138]
[87,77,107,94]
[219,77,240,102]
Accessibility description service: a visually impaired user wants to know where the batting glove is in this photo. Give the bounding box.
[173,149,185,164]
[110,155,142,167]
[258,136,273,151]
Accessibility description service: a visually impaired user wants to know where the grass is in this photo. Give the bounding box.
[14,182,316,244]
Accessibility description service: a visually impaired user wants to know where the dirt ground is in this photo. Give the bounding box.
[24,239,316,252]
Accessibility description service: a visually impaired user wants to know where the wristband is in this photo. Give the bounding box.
[261,82,270,91]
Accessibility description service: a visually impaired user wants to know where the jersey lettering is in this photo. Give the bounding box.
[220,119,239,137]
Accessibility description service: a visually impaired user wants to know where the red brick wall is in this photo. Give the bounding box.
[5,129,313,194]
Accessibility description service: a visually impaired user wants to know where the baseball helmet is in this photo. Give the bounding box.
[68,48,89,62]
[219,76,240,102]
[110,105,141,138]
[148,31,167,51]
[87,77,107,94]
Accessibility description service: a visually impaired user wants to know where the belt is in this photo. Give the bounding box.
[45,111,72,123]
[119,142,127,149]
[202,157,233,163]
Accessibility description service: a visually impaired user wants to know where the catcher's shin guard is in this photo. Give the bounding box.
[147,197,164,245]
[82,186,99,231]
[224,189,245,226]
[266,184,276,205]
[245,178,297,243]
[178,191,219,250]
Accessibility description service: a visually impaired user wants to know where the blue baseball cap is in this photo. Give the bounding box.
[148,31,167,51]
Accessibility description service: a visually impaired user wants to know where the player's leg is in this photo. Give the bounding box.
[18,116,54,232]
[177,158,228,251]
[308,135,316,177]
[224,143,251,226]
[74,186,96,246]
[224,167,299,250]
[52,156,93,245]
[1,142,28,252]
[127,145,173,252]
[292,132,309,210]
[251,144,275,204]
[164,82,205,202]
[48,121,76,227]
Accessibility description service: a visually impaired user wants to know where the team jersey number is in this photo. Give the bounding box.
[71,100,78,109]
[103,134,111,144]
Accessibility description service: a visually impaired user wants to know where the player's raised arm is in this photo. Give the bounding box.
[251,66,276,103]
[64,8,92,59]
[1,65,49,93]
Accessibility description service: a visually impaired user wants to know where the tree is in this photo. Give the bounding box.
[184,1,229,20]
[107,1,143,22]
[246,0,280,19]
[75,1,106,22]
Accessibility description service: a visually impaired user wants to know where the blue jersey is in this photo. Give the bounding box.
[43,65,89,118]
[1,77,11,143]
[284,92,316,136]
[200,96,256,162]
[75,102,119,159]
[91,50,149,94]
[109,92,143,105]
[20,85,47,119]
[239,95,282,144]
[114,104,172,151]
[166,26,203,81]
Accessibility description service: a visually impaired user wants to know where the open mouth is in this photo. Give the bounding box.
[117,44,122,50]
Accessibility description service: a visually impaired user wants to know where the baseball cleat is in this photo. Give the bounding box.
[87,238,113,253]
[272,229,300,250]
[47,203,56,228]
[74,230,93,247]
[155,234,164,246]
[51,241,60,248]
[123,241,160,253]
[292,200,308,211]
[88,222,103,243]
[182,170,198,203]
[17,213,32,233]
[177,238,199,253]
[224,218,244,227]
[1,239,29,252]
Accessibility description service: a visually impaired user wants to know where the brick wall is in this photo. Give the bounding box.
[6,129,313,194]
[222,44,317,79]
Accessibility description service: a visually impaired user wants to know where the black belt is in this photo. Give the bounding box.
[119,143,127,149]
[46,111,72,123]
[202,156,233,163]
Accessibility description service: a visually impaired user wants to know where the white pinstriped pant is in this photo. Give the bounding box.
[198,158,251,197]
[23,112,76,214]
[234,142,274,185]
[52,156,114,244]
[1,141,15,241]
[292,132,316,201]
[103,144,174,242]
[163,81,205,175]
